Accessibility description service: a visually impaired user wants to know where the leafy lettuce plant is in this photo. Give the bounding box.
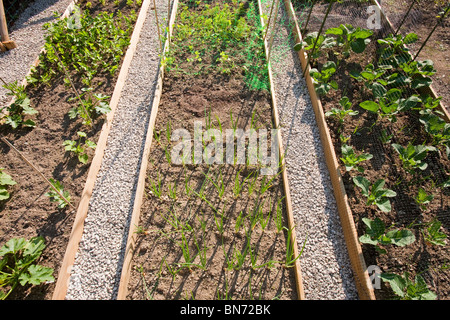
[353,176,396,212]
[359,217,415,254]
[380,272,436,300]
[0,237,54,300]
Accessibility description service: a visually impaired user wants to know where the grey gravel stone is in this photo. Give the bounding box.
[261,1,359,300]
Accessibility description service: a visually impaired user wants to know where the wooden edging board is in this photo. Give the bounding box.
[52,0,154,300]
[257,0,305,301]
[116,0,179,300]
[282,0,376,300]
[369,0,450,122]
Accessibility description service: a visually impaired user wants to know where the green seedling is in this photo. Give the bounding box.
[391,143,436,173]
[203,170,225,199]
[377,32,418,67]
[309,61,338,96]
[235,210,245,233]
[422,219,447,247]
[419,109,450,153]
[359,217,415,254]
[168,181,177,200]
[63,131,96,164]
[45,179,71,209]
[0,168,17,201]
[380,272,436,300]
[0,237,54,300]
[324,96,358,126]
[284,227,306,268]
[148,171,162,198]
[233,169,253,199]
[340,145,373,173]
[353,176,397,212]
[414,188,434,210]
[275,197,284,233]
[379,129,393,144]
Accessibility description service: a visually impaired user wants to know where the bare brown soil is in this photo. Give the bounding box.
[0,0,142,300]
[126,0,299,300]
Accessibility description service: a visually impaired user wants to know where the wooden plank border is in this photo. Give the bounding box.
[52,0,154,300]
[257,0,305,300]
[282,0,376,300]
[116,0,179,300]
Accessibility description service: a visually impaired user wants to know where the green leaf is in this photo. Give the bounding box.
[0,238,27,257]
[78,153,89,164]
[351,38,367,53]
[0,169,17,186]
[23,237,46,261]
[360,101,379,113]
[380,273,406,297]
[18,264,54,286]
[353,176,370,196]
[386,229,416,246]
[376,197,392,212]
[403,33,418,45]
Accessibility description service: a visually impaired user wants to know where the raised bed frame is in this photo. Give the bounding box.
[116,0,305,300]
[282,0,450,301]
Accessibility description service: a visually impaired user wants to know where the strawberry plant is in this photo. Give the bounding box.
[391,143,436,173]
[68,88,111,126]
[359,217,415,254]
[0,237,54,300]
[380,272,436,300]
[353,177,397,212]
[0,168,17,201]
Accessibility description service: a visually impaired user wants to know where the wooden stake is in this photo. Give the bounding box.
[0,0,16,50]
[153,0,163,53]
[1,137,76,210]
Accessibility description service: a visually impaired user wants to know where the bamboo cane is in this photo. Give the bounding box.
[0,0,16,50]
[1,137,76,210]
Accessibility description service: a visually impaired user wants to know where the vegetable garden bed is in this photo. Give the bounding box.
[0,0,142,300]
[123,0,303,300]
[291,0,449,300]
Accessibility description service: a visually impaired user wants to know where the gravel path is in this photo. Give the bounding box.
[65,0,171,300]
[261,0,359,300]
[0,0,74,105]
